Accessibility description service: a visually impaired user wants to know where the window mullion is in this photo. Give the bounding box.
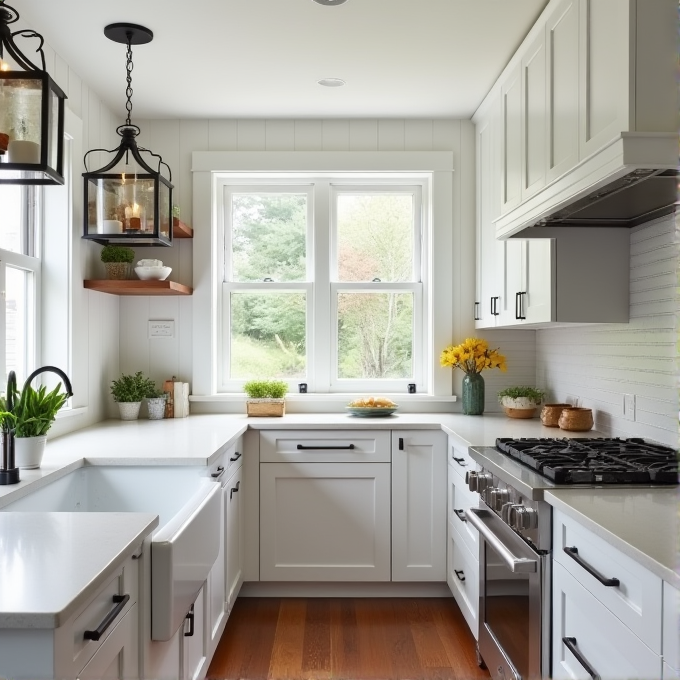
[312,180,331,393]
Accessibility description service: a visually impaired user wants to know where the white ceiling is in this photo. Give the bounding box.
[16,0,548,120]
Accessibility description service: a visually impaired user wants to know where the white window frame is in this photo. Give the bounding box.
[192,151,455,398]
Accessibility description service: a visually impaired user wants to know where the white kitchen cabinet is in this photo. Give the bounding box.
[260,460,391,581]
[182,587,206,680]
[391,430,446,581]
[499,63,523,215]
[447,459,480,560]
[225,463,244,609]
[663,582,680,674]
[447,521,479,640]
[553,561,662,680]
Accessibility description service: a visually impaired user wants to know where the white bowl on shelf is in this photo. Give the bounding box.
[135,265,172,281]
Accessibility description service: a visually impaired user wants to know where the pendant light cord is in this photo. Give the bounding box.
[125,33,134,127]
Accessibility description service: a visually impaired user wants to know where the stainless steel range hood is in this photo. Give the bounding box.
[496,133,678,238]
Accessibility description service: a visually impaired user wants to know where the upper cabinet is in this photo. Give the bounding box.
[481,0,677,238]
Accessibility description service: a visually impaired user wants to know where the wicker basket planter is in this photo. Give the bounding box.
[246,398,286,417]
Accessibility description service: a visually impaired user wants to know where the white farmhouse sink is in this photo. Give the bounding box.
[1,466,221,641]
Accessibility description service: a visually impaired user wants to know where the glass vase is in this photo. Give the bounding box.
[462,372,485,415]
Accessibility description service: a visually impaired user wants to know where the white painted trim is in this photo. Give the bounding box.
[239,581,452,598]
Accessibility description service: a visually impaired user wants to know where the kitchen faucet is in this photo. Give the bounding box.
[0,366,73,485]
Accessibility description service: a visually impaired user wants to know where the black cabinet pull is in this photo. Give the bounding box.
[453,508,467,523]
[474,302,480,320]
[296,444,355,450]
[211,465,225,480]
[184,605,195,637]
[230,452,241,462]
[490,296,500,316]
[398,438,404,450]
[84,594,129,641]
[562,637,600,680]
[563,547,620,587]
[514,291,526,319]
[230,480,240,500]
[454,569,466,582]
[451,455,467,467]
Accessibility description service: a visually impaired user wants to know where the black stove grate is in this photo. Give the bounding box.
[495,437,678,484]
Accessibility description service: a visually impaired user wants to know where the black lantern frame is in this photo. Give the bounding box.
[0,1,67,185]
[81,23,173,247]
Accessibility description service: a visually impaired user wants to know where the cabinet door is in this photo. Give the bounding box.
[182,588,206,680]
[260,462,391,581]
[578,0,631,159]
[521,31,547,200]
[79,605,138,680]
[500,238,525,326]
[447,523,479,640]
[523,239,554,323]
[206,484,226,654]
[553,561,661,680]
[226,465,244,609]
[546,0,580,183]
[392,431,446,581]
[500,63,523,214]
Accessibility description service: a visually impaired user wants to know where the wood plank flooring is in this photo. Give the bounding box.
[207,598,489,680]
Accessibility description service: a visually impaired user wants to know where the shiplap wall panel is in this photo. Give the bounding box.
[536,215,678,446]
[237,120,266,150]
[405,120,434,151]
[209,120,239,150]
[265,120,295,150]
[378,119,405,150]
[349,120,379,150]
[294,120,323,150]
[321,120,350,150]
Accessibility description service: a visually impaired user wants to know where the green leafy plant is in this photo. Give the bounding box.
[145,386,167,399]
[14,383,69,437]
[100,245,135,264]
[111,372,156,403]
[243,379,288,399]
[497,386,545,405]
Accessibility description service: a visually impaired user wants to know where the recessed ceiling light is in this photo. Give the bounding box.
[313,0,348,5]
[318,78,345,87]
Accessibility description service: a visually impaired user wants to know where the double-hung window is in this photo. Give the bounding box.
[0,185,40,384]
[219,176,426,393]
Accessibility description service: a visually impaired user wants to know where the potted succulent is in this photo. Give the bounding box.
[497,386,545,419]
[111,371,156,420]
[13,383,69,468]
[100,244,135,280]
[145,386,168,420]
[243,379,288,417]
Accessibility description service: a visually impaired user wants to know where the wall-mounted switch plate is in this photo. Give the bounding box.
[623,393,636,421]
[149,320,175,338]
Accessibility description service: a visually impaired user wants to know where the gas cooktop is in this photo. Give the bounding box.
[495,437,678,485]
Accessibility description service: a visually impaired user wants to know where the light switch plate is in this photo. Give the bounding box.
[149,320,175,338]
[623,393,636,421]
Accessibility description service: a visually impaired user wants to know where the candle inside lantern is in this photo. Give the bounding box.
[8,140,40,164]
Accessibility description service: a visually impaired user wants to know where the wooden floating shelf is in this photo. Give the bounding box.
[84,280,193,296]
[173,218,193,238]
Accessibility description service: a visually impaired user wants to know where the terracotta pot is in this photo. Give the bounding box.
[558,407,594,432]
[540,403,572,427]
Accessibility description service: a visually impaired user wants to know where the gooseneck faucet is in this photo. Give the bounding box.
[0,366,73,485]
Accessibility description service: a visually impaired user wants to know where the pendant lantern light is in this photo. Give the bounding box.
[0,1,67,185]
[82,23,172,246]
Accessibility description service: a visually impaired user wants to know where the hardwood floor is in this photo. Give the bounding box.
[207,598,489,680]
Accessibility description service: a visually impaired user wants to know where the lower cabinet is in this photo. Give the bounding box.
[447,521,479,640]
[260,461,391,581]
[182,587,206,680]
[226,463,244,608]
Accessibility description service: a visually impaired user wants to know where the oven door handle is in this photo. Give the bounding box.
[466,508,537,573]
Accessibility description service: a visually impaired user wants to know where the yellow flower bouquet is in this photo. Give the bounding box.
[440,338,506,415]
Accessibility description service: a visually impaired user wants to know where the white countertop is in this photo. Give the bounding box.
[545,487,680,589]
[0,512,158,628]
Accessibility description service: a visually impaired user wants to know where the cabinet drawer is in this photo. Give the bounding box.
[447,436,477,479]
[59,551,139,675]
[554,509,662,654]
[447,521,479,640]
[260,430,391,462]
[664,582,680,671]
[447,465,480,559]
[553,561,661,680]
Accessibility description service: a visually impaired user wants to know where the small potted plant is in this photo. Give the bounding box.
[243,379,288,417]
[111,371,156,420]
[497,386,545,419]
[145,386,168,420]
[101,244,135,280]
[13,383,69,468]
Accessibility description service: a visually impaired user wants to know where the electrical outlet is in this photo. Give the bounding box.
[623,393,636,421]
[149,320,175,338]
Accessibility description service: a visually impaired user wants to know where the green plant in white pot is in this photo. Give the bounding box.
[13,383,69,469]
[111,372,156,420]
[497,386,545,419]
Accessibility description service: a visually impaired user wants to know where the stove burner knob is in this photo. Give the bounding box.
[509,504,538,531]
[489,488,509,512]
[500,501,513,523]
[465,471,478,492]
[467,471,493,493]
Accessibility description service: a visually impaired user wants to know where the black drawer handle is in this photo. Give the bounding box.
[453,508,467,523]
[296,444,355,450]
[474,302,480,321]
[211,465,225,480]
[184,605,195,637]
[230,452,241,462]
[84,594,130,641]
[562,637,600,680]
[454,569,465,582]
[451,455,467,467]
[491,296,499,316]
[563,547,620,587]
[230,480,240,500]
